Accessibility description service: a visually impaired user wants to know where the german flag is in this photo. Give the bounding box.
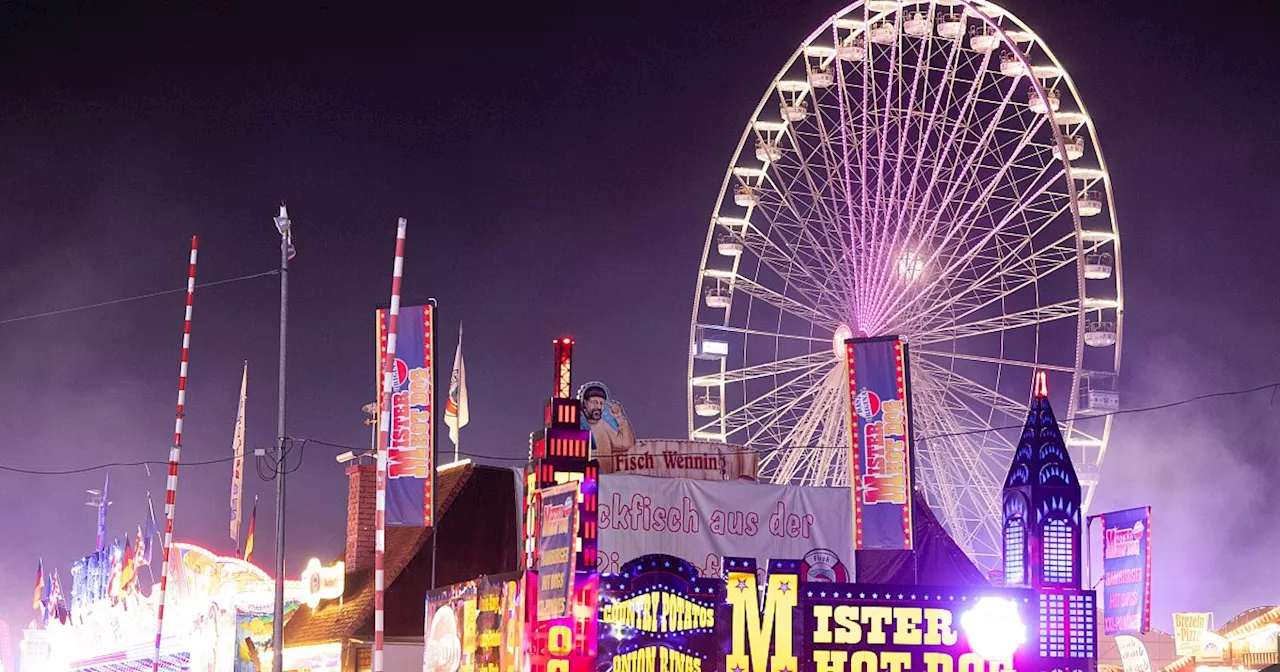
[32,559,44,610]
[243,497,257,564]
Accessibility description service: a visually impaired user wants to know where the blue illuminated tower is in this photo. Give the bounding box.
[1001,371,1096,668]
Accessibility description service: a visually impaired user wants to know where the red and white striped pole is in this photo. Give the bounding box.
[152,236,198,672]
[374,218,407,672]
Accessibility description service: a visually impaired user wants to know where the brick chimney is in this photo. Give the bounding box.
[345,463,376,572]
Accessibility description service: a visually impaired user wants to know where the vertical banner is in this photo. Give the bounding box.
[536,483,580,621]
[377,303,436,527]
[229,362,248,547]
[1101,506,1152,635]
[843,336,914,550]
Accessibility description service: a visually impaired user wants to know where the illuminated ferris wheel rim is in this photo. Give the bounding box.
[685,0,1123,567]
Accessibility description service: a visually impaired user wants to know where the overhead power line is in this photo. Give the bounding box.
[290,379,1280,461]
[3,380,1275,476]
[0,454,238,476]
[0,269,280,326]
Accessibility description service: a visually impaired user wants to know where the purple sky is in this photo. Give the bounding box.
[0,0,1277,634]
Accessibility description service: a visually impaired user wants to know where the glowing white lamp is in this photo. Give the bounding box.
[961,597,1026,663]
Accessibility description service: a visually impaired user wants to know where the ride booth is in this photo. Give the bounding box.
[422,342,1098,672]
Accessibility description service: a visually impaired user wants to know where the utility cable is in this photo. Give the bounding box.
[0,454,237,476]
[5,380,1275,475]
[296,379,1280,461]
[0,269,280,326]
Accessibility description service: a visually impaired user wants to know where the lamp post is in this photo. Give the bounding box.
[271,204,294,671]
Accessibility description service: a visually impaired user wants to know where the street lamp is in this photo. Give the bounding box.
[271,203,293,671]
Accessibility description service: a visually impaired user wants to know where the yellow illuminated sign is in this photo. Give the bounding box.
[300,558,344,609]
[726,563,1022,672]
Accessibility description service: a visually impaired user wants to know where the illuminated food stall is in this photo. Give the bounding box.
[1100,608,1280,672]
[421,344,1100,672]
[22,543,306,672]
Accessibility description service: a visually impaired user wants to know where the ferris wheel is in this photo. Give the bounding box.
[687,0,1123,569]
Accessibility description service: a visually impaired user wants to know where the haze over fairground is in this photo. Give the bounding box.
[1,0,1277,636]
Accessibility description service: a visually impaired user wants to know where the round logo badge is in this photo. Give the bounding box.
[854,390,881,420]
[802,549,849,583]
[393,358,409,389]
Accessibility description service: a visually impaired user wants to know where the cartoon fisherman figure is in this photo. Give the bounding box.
[577,381,635,466]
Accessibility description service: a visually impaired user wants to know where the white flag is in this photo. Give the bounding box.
[444,334,469,446]
[229,362,247,545]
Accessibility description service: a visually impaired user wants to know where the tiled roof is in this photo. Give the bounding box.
[282,463,522,647]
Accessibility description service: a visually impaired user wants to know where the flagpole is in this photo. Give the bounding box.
[375,217,409,672]
[454,322,461,464]
[152,235,200,672]
[431,302,441,592]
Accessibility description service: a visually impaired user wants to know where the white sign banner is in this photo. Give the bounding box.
[1115,635,1153,672]
[600,439,759,481]
[1173,612,1212,657]
[597,474,854,582]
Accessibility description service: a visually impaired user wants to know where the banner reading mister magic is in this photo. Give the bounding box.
[1101,506,1151,635]
[377,303,435,527]
[843,336,914,550]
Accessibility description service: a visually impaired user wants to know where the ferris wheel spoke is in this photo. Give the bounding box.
[756,132,857,285]
[766,369,848,485]
[913,357,1029,429]
[913,298,1079,345]
[880,26,971,288]
[710,360,836,438]
[736,368,834,448]
[916,348,1077,375]
[692,350,833,387]
[746,197,856,317]
[697,322,829,343]
[705,269,840,329]
[880,138,1064,332]
[865,73,1026,325]
[910,373,1004,558]
[904,227,1076,328]
[874,144,1066,333]
[879,7,962,303]
[861,46,1005,320]
[904,224,1093,336]
[885,114,1061,322]
[742,157,857,305]
[913,366,1014,486]
[729,221,845,319]
[778,120,858,260]
[736,203,854,309]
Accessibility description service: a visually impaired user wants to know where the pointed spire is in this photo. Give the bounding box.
[1004,372,1078,489]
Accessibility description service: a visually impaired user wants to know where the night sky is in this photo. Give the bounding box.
[1,0,1277,635]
